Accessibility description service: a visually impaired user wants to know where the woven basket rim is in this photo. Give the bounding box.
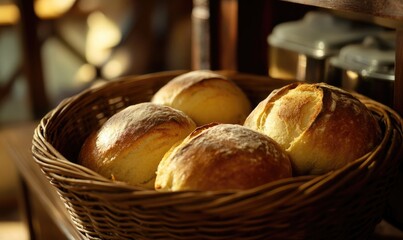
[32,71,403,197]
[30,71,403,239]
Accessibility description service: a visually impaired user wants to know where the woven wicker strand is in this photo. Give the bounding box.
[32,71,403,240]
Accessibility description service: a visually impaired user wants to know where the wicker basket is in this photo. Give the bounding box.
[32,70,403,240]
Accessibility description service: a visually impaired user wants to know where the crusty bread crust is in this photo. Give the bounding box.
[78,103,196,188]
[244,83,381,175]
[152,71,251,126]
[155,123,292,191]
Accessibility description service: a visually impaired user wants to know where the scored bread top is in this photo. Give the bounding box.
[244,82,381,175]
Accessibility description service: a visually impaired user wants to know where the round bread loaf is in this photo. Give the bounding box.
[78,102,196,189]
[155,123,292,191]
[151,70,251,126]
[244,82,382,175]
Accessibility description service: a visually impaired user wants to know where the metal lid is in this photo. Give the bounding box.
[268,11,383,59]
[330,32,395,81]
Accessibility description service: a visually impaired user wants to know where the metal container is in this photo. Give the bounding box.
[328,32,395,107]
[268,11,382,82]
[329,32,403,232]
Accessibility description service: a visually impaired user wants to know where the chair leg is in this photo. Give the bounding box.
[15,0,50,119]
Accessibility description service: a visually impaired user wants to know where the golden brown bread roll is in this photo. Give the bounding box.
[244,82,382,175]
[78,102,196,189]
[151,70,252,126]
[155,123,292,191]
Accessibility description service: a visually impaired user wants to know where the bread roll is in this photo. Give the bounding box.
[78,103,196,189]
[151,70,251,126]
[155,123,292,191]
[244,82,381,175]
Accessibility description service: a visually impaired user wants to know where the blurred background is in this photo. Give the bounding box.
[0,0,193,122]
[1,0,193,239]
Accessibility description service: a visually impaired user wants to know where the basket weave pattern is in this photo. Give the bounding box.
[32,71,403,240]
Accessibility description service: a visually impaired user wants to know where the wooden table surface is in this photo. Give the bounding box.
[1,122,402,240]
[0,122,84,240]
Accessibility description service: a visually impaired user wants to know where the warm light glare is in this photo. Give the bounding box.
[343,70,360,91]
[75,63,96,84]
[86,11,122,66]
[102,51,130,79]
[346,70,359,80]
[296,54,307,81]
[35,0,76,19]
[102,60,123,79]
[0,4,20,25]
